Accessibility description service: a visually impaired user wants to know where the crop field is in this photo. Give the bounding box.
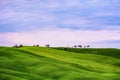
[0,46,120,80]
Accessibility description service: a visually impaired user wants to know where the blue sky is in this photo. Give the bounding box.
[0,0,120,48]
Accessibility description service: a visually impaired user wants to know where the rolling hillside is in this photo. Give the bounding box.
[0,46,120,80]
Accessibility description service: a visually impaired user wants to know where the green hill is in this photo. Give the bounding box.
[0,46,120,80]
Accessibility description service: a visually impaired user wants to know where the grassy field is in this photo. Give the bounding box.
[0,46,120,80]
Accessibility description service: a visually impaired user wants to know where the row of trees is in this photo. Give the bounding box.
[13,44,50,48]
[74,45,90,48]
[13,44,23,48]
[33,44,50,47]
[13,44,90,48]
[33,44,40,47]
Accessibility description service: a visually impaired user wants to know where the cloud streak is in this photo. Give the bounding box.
[0,29,120,48]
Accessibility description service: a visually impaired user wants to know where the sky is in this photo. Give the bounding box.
[0,0,120,48]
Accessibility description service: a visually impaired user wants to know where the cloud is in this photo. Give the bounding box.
[0,0,120,31]
[0,29,120,48]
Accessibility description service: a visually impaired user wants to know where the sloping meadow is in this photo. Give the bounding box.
[0,46,120,80]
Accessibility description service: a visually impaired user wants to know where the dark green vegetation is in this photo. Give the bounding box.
[0,46,120,80]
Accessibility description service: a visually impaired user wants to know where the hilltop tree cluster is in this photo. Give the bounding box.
[45,44,50,47]
[13,44,50,48]
[33,44,40,47]
[74,45,90,48]
[13,44,23,48]
[33,44,50,47]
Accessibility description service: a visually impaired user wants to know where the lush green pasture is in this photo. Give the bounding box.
[0,46,120,80]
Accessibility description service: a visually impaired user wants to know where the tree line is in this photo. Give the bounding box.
[12,44,50,48]
[13,44,90,48]
[74,45,90,48]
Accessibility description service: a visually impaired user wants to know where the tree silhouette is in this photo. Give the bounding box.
[19,44,23,48]
[84,45,86,48]
[36,44,39,47]
[87,45,90,48]
[13,44,18,48]
[45,44,50,47]
[78,45,82,48]
[74,45,77,48]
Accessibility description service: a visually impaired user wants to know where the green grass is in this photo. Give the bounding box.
[0,46,120,80]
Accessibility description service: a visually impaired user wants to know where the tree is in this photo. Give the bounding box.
[74,45,77,48]
[78,45,82,48]
[19,44,23,48]
[33,45,35,47]
[87,45,90,48]
[13,44,19,48]
[36,44,39,47]
[84,45,86,48]
[45,44,50,47]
